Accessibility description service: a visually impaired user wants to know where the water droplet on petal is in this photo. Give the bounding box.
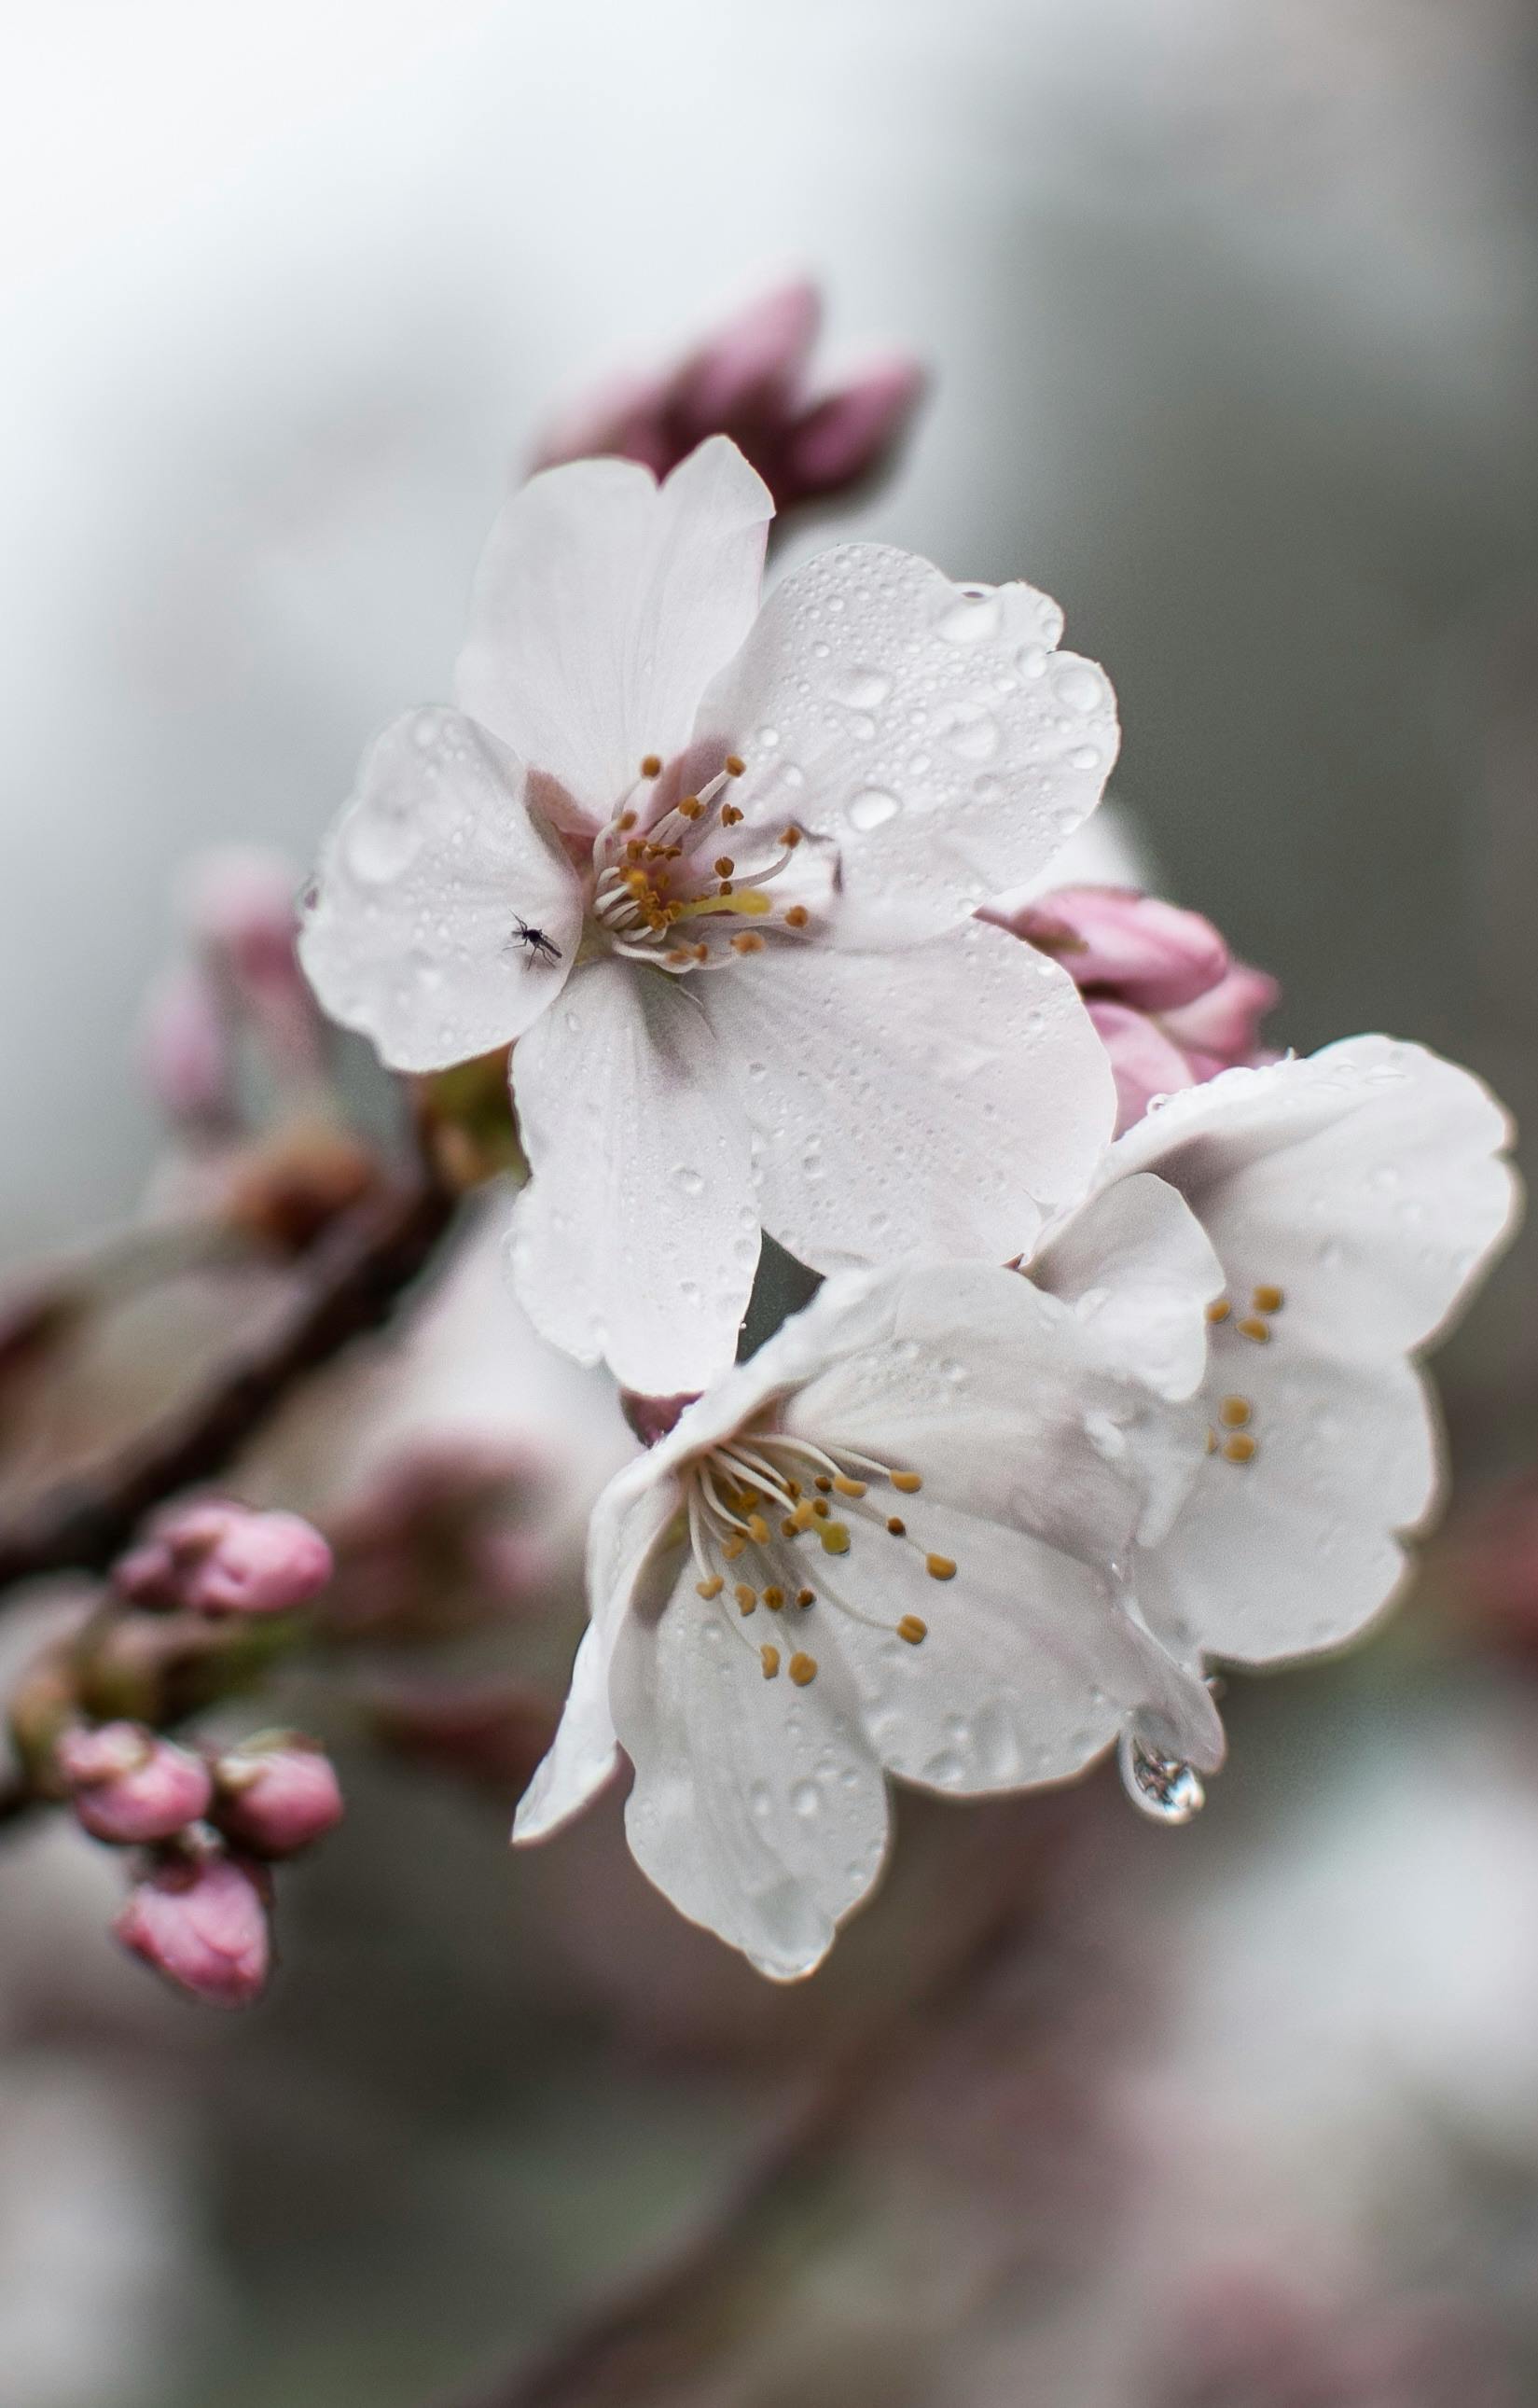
[848,786,900,832]
[673,1166,704,1197]
[1118,1729,1204,1825]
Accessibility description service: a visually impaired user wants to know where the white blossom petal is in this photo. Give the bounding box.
[697,918,1115,1275]
[607,1552,890,1981]
[455,438,773,820]
[298,707,581,1071]
[691,542,1117,937]
[1032,1172,1224,1401]
[507,958,756,1392]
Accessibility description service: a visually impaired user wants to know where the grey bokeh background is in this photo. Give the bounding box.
[4,5,1538,2404]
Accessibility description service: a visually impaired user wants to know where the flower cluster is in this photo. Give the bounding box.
[298,414,1518,1976]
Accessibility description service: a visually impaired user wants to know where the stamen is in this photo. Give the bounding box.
[731,932,765,953]
[891,1471,923,1495]
[714,856,734,878]
[819,1523,851,1554]
[1253,1284,1284,1314]
[1218,1397,1251,1427]
[726,754,745,777]
[897,1616,927,1645]
[779,827,801,847]
[640,754,662,779]
[760,1645,781,1679]
[886,1516,907,1536]
[925,1554,957,1581]
[788,1651,817,1686]
[762,1586,785,1611]
[784,905,810,929]
[1236,1316,1270,1343]
[832,1476,866,1497]
[1223,1434,1257,1463]
[696,1575,724,1600]
[796,1589,815,1608]
[1207,1299,1230,1324]
[735,1583,757,1614]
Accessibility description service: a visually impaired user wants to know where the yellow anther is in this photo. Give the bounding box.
[640,754,662,778]
[693,943,709,962]
[897,1615,927,1645]
[1223,1433,1257,1464]
[787,1651,817,1686]
[790,1500,818,1532]
[726,754,745,777]
[1253,1284,1284,1315]
[811,1498,830,1519]
[678,796,703,820]
[891,1471,922,1495]
[813,1475,832,1493]
[784,904,809,929]
[735,1583,757,1614]
[886,1516,907,1537]
[1207,1299,1231,1324]
[832,1475,866,1497]
[1219,1396,1252,1427]
[796,1588,815,1609]
[779,826,802,847]
[784,1478,801,1498]
[819,1523,851,1555]
[723,1534,746,1561]
[760,1644,781,1678]
[1237,1316,1270,1343]
[666,948,692,967]
[717,879,734,895]
[925,1554,957,1582]
[746,1512,770,1544]
[781,1517,799,1538]
[618,811,637,831]
[731,932,765,954]
[721,803,743,827]
[714,856,735,878]
[763,1586,785,1611]
[695,1575,724,1599]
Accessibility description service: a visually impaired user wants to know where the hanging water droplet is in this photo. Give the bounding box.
[847,786,900,831]
[936,590,1001,644]
[1118,1729,1204,1825]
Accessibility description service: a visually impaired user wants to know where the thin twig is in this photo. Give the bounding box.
[0,1169,455,1598]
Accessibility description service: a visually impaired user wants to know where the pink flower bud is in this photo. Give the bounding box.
[114,1501,333,1618]
[671,279,821,433]
[1086,999,1201,1136]
[177,847,324,1078]
[774,357,927,508]
[113,1852,271,2008]
[212,1737,343,1857]
[1159,959,1282,1066]
[58,1722,213,1845]
[137,963,236,1134]
[999,886,1229,1014]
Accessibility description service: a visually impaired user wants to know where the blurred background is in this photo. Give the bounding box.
[3,3,1538,2402]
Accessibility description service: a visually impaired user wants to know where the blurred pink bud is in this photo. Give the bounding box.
[1159,959,1282,1068]
[115,1501,333,1618]
[1086,1000,1199,1136]
[113,1851,271,2009]
[774,358,927,509]
[212,1736,344,1857]
[1001,887,1229,1013]
[533,279,924,514]
[177,846,325,1077]
[137,963,236,1134]
[619,1389,700,1446]
[369,1680,561,1797]
[58,1722,213,1845]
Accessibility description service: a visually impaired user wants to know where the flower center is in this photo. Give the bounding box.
[587,754,814,974]
[679,1422,958,1688]
[1201,1279,1283,1465]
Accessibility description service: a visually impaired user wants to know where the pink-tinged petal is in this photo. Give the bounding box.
[114,1854,271,2010]
[212,1740,343,1858]
[299,707,580,1073]
[696,918,1115,1276]
[776,357,927,506]
[1086,1000,1199,1136]
[455,438,773,819]
[671,280,822,432]
[994,886,1228,1013]
[507,958,756,1393]
[115,1502,334,1618]
[692,542,1117,940]
[1159,959,1281,1063]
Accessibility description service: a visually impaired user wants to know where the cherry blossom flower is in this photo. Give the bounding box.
[1033,1036,1519,1683]
[298,437,1118,1390]
[514,1181,1226,1978]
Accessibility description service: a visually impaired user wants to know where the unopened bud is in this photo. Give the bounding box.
[212,1735,343,1857]
[137,963,236,1134]
[1086,999,1200,1136]
[113,1850,271,2009]
[114,1501,333,1618]
[1159,960,1282,1070]
[178,846,324,1078]
[773,357,926,509]
[58,1721,213,1845]
[998,886,1229,1014]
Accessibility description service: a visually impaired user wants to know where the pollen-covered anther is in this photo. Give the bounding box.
[796,1589,815,1608]
[731,932,765,954]
[886,1516,907,1536]
[787,1651,817,1686]
[745,1513,770,1543]
[1207,1299,1231,1324]
[1223,1433,1257,1464]
[891,1471,922,1495]
[925,1553,957,1581]
[1237,1315,1270,1343]
[784,905,810,929]
[760,1645,781,1679]
[763,1586,785,1611]
[1218,1396,1251,1428]
[832,1476,866,1497]
[779,827,802,848]
[819,1523,851,1555]
[735,1582,757,1614]
[897,1616,927,1646]
[725,754,745,777]
[1253,1284,1284,1314]
[721,804,743,828]
[714,856,734,878]
[640,754,662,779]
[677,795,703,821]
[696,1574,724,1599]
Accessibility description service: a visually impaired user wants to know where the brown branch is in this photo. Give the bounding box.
[0,1168,455,1598]
[440,1811,1046,2408]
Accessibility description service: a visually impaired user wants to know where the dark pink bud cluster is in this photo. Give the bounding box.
[532,280,924,514]
[58,1722,212,1845]
[989,885,1279,1135]
[209,1734,345,1857]
[114,1500,333,1618]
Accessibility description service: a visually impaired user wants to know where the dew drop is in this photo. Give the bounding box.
[673,1166,704,1197]
[937,590,1001,644]
[790,1779,821,1820]
[848,786,901,832]
[1118,1730,1204,1826]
